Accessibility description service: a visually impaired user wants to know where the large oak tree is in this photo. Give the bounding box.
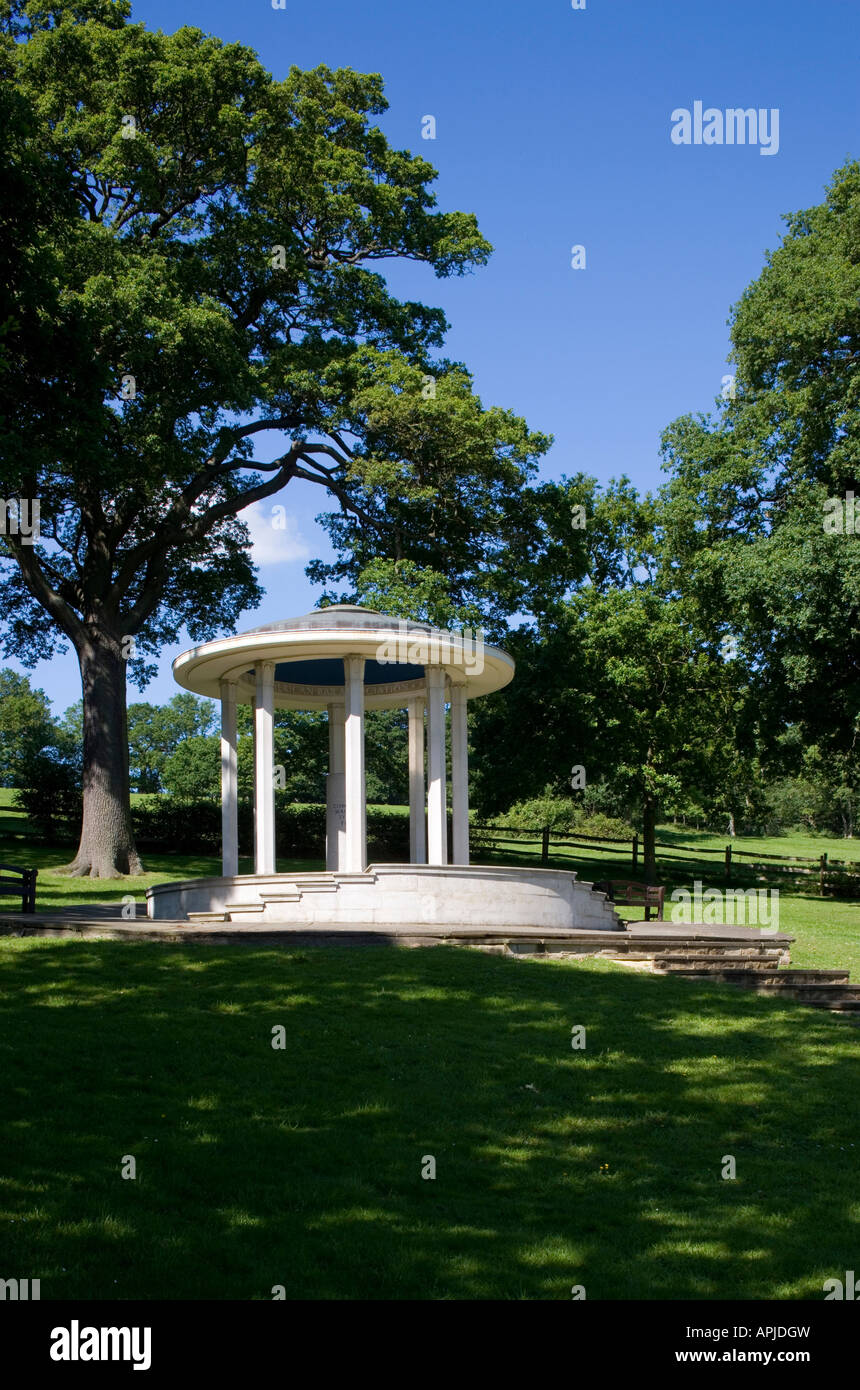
[0,0,548,875]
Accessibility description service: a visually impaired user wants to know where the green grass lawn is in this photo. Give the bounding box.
[0,787,324,910]
[0,846,323,913]
[0,939,857,1301]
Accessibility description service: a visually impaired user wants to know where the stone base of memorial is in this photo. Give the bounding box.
[146,863,622,931]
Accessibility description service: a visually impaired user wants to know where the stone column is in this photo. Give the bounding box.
[254,661,276,875]
[343,654,367,872]
[426,666,448,866]
[450,679,469,865]
[408,697,426,864]
[220,678,239,878]
[326,701,346,872]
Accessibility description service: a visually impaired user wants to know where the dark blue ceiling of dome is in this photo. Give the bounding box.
[255,658,426,686]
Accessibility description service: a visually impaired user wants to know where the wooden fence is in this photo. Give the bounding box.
[469,824,860,897]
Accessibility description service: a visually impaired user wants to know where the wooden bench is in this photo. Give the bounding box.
[594,879,665,921]
[0,863,37,914]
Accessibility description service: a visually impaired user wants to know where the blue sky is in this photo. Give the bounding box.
[11,0,860,712]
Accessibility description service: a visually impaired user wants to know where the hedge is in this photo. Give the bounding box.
[131,797,410,861]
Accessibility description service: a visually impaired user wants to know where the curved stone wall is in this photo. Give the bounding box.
[146,864,622,932]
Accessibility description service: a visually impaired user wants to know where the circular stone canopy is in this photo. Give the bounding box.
[172,605,515,710]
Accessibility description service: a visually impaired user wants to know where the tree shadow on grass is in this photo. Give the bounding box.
[0,940,857,1300]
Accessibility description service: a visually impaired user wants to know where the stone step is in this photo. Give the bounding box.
[652,946,786,959]
[655,955,781,973]
[186,911,229,923]
[768,983,860,1002]
[662,971,860,1002]
[610,939,792,958]
[759,969,851,984]
[292,878,340,893]
[613,953,785,968]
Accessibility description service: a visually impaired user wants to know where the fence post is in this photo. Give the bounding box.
[820,853,827,897]
[632,834,638,871]
[541,826,550,866]
[725,844,732,883]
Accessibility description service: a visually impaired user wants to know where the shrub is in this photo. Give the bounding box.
[570,812,632,841]
[490,793,578,833]
[12,749,81,843]
[131,795,238,854]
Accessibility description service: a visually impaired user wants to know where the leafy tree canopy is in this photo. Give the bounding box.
[0,0,543,873]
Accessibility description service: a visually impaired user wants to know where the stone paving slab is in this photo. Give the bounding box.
[0,908,794,950]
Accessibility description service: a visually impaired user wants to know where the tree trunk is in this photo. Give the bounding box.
[59,635,144,877]
[643,792,657,881]
[728,811,736,837]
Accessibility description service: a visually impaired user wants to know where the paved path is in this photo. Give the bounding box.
[0,907,793,950]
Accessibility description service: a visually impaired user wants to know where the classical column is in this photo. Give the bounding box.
[426,666,448,866]
[407,697,426,864]
[254,660,276,875]
[326,701,346,872]
[343,654,367,872]
[220,678,239,877]
[450,679,469,865]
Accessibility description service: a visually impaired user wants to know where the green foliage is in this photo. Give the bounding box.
[157,707,406,806]
[161,735,220,803]
[0,5,522,676]
[0,0,542,873]
[308,353,550,626]
[131,793,246,855]
[571,813,632,840]
[486,791,630,839]
[660,160,860,807]
[364,709,408,805]
[129,796,409,860]
[127,694,217,792]
[0,668,56,785]
[491,792,578,832]
[12,746,81,841]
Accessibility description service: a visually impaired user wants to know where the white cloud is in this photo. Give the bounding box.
[243,501,311,566]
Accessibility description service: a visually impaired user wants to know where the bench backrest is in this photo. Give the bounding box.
[0,864,37,912]
[594,880,665,917]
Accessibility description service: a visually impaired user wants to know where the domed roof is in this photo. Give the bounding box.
[244,604,438,636]
[173,605,514,710]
